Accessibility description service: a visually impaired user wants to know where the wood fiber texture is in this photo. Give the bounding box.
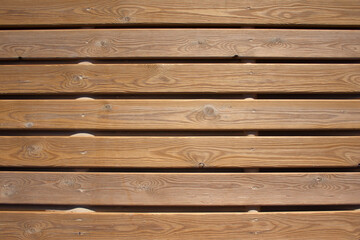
[0,136,359,168]
[1,172,359,206]
[1,0,360,27]
[1,29,360,59]
[1,100,360,130]
[0,64,359,94]
[1,1,360,239]
[1,211,360,240]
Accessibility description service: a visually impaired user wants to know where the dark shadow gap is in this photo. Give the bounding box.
[0,130,360,136]
[1,25,360,30]
[0,57,360,63]
[0,204,358,212]
[0,59,359,65]
[0,167,358,172]
[0,93,359,99]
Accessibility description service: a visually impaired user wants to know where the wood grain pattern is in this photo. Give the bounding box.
[1,29,360,59]
[1,211,360,240]
[0,136,359,168]
[0,172,359,206]
[1,0,360,27]
[0,100,359,130]
[1,64,360,94]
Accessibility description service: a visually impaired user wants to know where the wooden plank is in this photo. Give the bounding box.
[0,100,359,130]
[1,211,360,240]
[1,64,360,94]
[1,0,360,27]
[0,172,359,205]
[0,136,359,168]
[1,29,360,59]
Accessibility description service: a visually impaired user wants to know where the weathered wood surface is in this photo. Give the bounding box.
[1,64,360,94]
[1,0,360,27]
[1,136,359,168]
[1,172,359,205]
[1,211,360,240]
[1,29,360,59]
[1,100,359,130]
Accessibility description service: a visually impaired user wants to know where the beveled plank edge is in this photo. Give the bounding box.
[0,136,359,168]
[1,29,360,59]
[0,172,359,206]
[1,0,360,27]
[1,99,360,130]
[0,210,359,240]
[0,63,359,94]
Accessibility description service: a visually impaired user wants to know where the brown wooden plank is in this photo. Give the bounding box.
[0,172,359,205]
[0,136,359,168]
[1,211,360,240]
[1,29,360,59]
[0,100,359,130]
[1,64,360,94]
[1,0,360,27]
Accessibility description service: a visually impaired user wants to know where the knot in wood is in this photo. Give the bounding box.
[26,227,40,234]
[204,105,215,115]
[1,183,16,197]
[104,104,112,111]
[27,145,36,152]
[315,177,322,182]
[21,220,50,238]
[73,75,83,82]
[100,40,108,47]
[25,122,33,128]
[202,105,219,120]
[26,144,43,157]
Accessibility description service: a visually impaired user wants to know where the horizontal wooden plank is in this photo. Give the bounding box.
[1,29,360,59]
[1,0,360,27]
[1,136,359,168]
[1,64,360,94]
[1,211,359,240]
[0,172,359,205]
[0,100,359,130]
